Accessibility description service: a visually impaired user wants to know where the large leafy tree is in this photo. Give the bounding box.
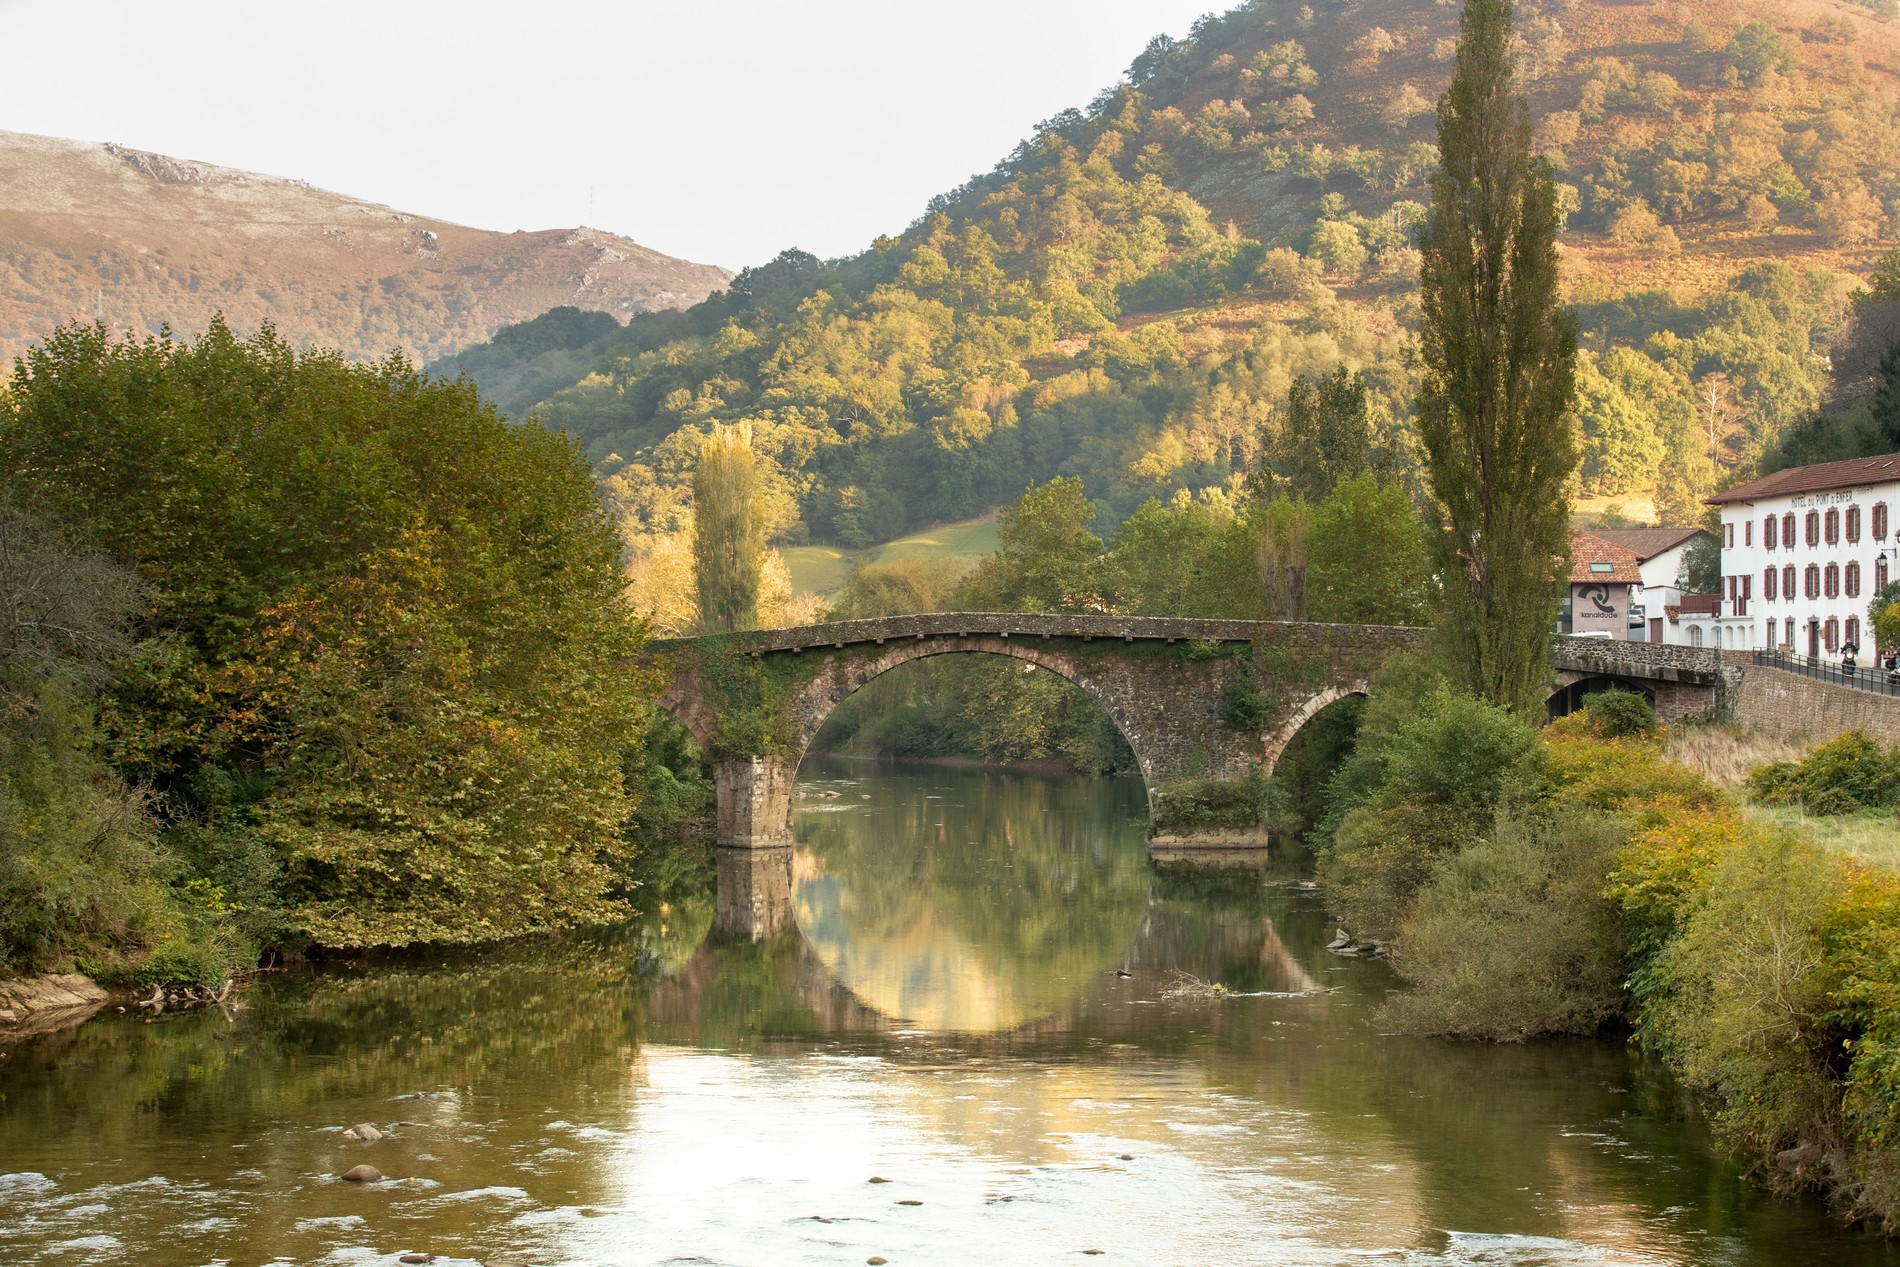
[1276,368,1373,503]
[1307,474,1432,626]
[1415,0,1578,715]
[962,478,1108,614]
[0,320,651,948]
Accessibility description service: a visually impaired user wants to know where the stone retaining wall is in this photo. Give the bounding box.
[1730,662,1900,745]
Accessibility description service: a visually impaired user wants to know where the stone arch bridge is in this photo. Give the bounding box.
[649,614,1724,870]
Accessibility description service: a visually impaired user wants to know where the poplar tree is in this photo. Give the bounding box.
[1416,0,1578,715]
[693,423,766,632]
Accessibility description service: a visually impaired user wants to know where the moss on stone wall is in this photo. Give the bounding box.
[692,640,825,761]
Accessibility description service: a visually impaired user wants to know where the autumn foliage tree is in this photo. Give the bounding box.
[1416,0,1579,715]
[0,320,651,950]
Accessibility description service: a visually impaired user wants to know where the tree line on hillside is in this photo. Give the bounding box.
[432,0,1900,579]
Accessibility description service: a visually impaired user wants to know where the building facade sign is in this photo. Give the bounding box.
[1571,582,1627,638]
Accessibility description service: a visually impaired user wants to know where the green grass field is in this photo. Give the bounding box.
[1748,804,1900,870]
[782,515,1002,598]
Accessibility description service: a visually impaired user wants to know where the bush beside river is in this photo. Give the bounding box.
[1317,671,1900,1232]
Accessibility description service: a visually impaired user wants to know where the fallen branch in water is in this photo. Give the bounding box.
[1160,970,1232,999]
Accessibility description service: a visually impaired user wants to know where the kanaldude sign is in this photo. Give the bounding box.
[1572,582,1629,639]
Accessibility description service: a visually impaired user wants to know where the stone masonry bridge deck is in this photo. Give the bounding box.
[649,615,1725,909]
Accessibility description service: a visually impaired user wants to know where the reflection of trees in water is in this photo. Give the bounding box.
[0,935,653,1262]
[6,765,1867,1266]
[641,934,891,1043]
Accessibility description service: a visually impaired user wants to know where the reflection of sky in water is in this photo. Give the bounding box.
[0,763,1895,1266]
[789,762,1151,1032]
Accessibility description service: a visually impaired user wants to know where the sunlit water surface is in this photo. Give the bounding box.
[2,760,1896,1266]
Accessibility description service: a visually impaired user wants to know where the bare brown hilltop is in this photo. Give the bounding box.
[0,131,733,369]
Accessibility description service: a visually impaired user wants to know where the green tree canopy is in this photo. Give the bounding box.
[1306,474,1432,625]
[961,478,1108,613]
[1574,351,1664,497]
[693,423,767,633]
[0,320,650,949]
[1261,366,1373,503]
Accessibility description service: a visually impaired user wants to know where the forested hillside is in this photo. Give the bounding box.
[0,132,733,368]
[436,0,1900,590]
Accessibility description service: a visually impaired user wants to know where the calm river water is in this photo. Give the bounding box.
[1,760,1895,1266]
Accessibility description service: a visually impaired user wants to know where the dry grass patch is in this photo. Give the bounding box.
[1663,723,1803,789]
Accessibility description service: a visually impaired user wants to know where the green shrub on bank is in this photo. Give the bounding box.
[1320,684,1544,935]
[1604,809,1900,1229]
[1748,730,1900,815]
[1383,811,1628,1040]
[1576,687,1658,738]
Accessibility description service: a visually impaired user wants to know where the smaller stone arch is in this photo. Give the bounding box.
[1264,682,1369,773]
[1546,671,1656,720]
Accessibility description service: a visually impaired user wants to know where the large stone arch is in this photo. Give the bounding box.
[656,635,1194,854]
[784,636,1165,788]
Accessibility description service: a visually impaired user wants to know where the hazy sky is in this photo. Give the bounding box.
[0,0,1217,270]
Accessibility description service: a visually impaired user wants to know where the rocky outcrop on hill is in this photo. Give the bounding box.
[0,131,732,369]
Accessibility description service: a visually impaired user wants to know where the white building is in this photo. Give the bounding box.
[1591,527,1709,644]
[1707,452,1900,658]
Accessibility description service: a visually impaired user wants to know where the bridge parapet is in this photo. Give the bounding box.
[651,613,1422,656]
[1549,636,1723,685]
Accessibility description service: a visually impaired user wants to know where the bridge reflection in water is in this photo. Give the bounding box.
[675,760,1327,1037]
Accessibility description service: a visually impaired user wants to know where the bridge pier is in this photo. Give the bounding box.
[713,845,797,941]
[714,756,797,847]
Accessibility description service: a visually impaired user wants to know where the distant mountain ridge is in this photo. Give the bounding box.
[0,131,732,368]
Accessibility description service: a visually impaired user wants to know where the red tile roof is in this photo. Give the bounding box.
[1589,526,1707,560]
[1706,452,1900,505]
[1569,531,1643,584]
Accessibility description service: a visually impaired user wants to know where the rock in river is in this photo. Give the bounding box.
[340,1164,383,1183]
[343,1122,383,1142]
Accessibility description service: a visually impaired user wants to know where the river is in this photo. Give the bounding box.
[0,759,1893,1266]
